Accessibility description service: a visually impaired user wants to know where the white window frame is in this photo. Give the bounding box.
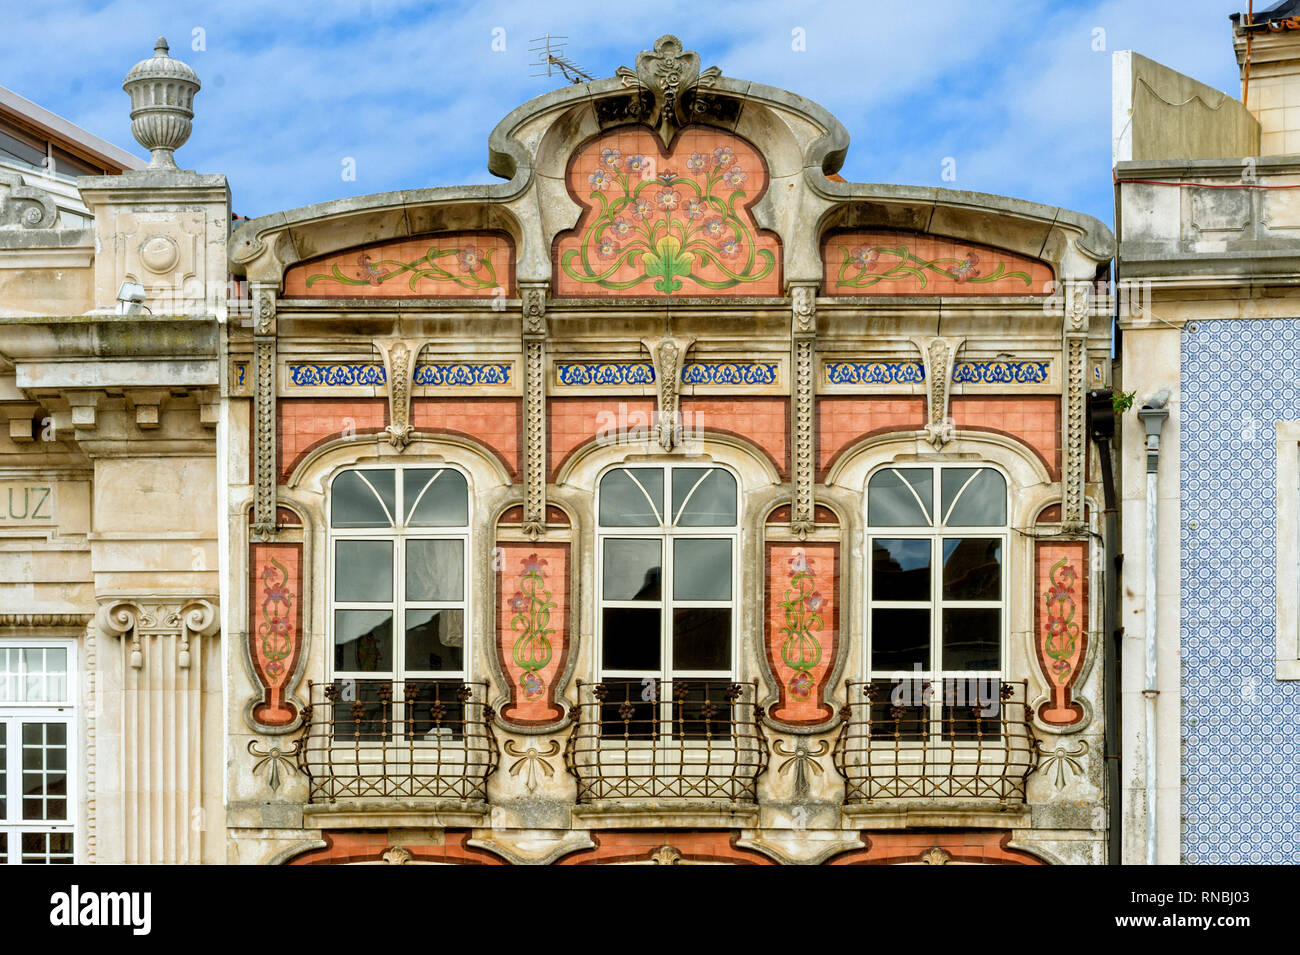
[0,637,77,865]
[1274,423,1300,679]
[864,464,1010,693]
[595,463,741,730]
[326,463,473,712]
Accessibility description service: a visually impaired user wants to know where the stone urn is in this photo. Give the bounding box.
[122,37,201,168]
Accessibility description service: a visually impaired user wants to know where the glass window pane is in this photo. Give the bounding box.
[603,539,661,600]
[672,468,737,526]
[871,539,931,601]
[602,607,661,670]
[0,647,15,701]
[868,469,933,527]
[942,538,1002,601]
[404,468,468,526]
[405,539,464,602]
[669,680,736,739]
[867,679,928,742]
[599,468,663,526]
[335,540,393,602]
[405,609,465,672]
[328,679,390,741]
[941,468,1006,526]
[0,831,5,863]
[20,722,66,822]
[404,680,467,740]
[672,608,731,670]
[21,831,74,864]
[941,608,1001,671]
[333,610,393,672]
[52,146,98,177]
[0,122,47,168]
[673,539,732,601]
[871,608,930,672]
[597,679,657,739]
[331,470,395,528]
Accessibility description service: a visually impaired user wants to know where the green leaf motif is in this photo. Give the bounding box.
[835,244,1032,291]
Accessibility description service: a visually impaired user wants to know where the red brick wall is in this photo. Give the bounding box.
[277,398,387,482]
[411,397,521,479]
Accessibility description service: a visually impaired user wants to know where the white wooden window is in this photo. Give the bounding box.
[866,465,1008,723]
[596,465,739,732]
[327,465,471,730]
[0,641,76,864]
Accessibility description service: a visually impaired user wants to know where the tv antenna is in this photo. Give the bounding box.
[529,35,594,84]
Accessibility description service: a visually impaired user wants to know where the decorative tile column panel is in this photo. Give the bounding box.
[765,542,838,724]
[1034,541,1089,727]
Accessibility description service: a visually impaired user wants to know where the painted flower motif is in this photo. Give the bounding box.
[790,552,809,573]
[588,167,615,190]
[683,197,705,220]
[1051,659,1072,675]
[611,217,633,237]
[521,553,548,573]
[950,251,981,282]
[521,672,544,699]
[596,236,620,259]
[459,246,484,272]
[703,217,725,237]
[686,152,708,172]
[1047,586,1073,603]
[789,671,814,701]
[807,592,825,613]
[1056,566,1077,588]
[719,237,742,258]
[656,189,680,211]
[632,197,655,219]
[1047,617,1068,637]
[721,165,747,187]
[358,253,383,285]
[600,147,621,167]
[510,593,528,613]
[658,171,678,184]
[266,661,284,677]
[851,247,879,269]
[712,146,735,168]
[625,153,650,174]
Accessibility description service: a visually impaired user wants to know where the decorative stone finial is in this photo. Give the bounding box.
[615,35,720,145]
[122,35,201,168]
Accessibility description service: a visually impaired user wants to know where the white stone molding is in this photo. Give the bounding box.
[790,284,818,537]
[521,283,548,539]
[915,336,965,449]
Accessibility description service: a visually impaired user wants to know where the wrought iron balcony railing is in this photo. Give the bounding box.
[833,679,1037,804]
[299,680,497,803]
[565,679,768,803]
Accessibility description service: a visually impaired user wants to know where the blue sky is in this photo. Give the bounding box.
[1,0,1247,224]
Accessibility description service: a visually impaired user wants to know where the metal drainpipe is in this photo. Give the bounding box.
[1137,391,1170,866]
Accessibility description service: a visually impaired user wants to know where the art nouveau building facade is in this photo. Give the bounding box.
[0,35,1115,864]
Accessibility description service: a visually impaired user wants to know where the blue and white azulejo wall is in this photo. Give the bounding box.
[1180,318,1300,863]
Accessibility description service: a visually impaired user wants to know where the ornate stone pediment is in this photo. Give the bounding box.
[615,35,721,145]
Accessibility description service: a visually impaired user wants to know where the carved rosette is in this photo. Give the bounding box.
[520,284,548,540]
[916,336,964,449]
[615,35,721,145]
[790,284,817,537]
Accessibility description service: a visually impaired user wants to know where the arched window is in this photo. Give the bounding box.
[866,465,1007,730]
[328,465,470,733]
[596,465,738,733]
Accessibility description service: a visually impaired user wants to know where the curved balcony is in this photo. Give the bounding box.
[833,679,1037,807]
[565,679,768,804]
[299,679,497,804]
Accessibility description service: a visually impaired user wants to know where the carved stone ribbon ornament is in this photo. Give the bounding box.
[915,336,965,449]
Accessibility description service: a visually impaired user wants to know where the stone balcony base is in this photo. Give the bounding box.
[842,800,1031,830]
[571,800,759,829]
[302,799,490,830]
